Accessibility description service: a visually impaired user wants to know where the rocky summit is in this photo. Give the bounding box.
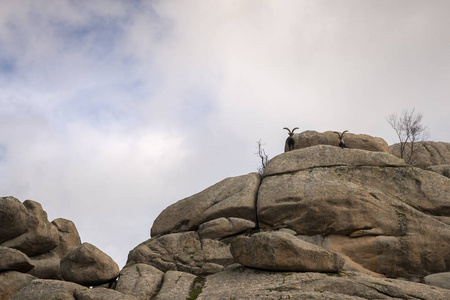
[1,131,450,299]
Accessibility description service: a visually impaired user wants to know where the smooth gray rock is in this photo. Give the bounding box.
[390,141,450,167]
[51,218,82,258]
[264,144,405,176]
[198,217,255,240]
[424,272,450,290]
[230,231,345,272]
[60,242,119,286]
[127,231,233,276]
[0,196,29,244]
[155,271,197,300]
[116,264,164,299]
[0,246,34,272]
[151,173,260,236]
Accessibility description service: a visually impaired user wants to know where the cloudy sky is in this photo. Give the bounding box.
[1,0,449,267]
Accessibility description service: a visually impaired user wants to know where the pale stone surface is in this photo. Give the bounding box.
[0,246,34,272]
[127,231,233,276]
[60,242,119,286]
[424,272,450,290]
[0,271,35,300]
[10,279,86,300]
[29,250,61,279]
[230,231,345,272]
[74,288,137,300]
[1,200,59,256]
[0,196,29,244]
[259,162,450,279]
[264,144,405,176]
[291,130,391,153]
[198,217,255,239]
[197,266,450,299]
[116,263,164,299]
[51,218,82,258]
[154,270,197,300]
[390,141,450,167]
[151,173,260,236]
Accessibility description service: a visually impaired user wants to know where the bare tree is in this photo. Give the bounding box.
[255,139,269,175]
[387,108,429,164]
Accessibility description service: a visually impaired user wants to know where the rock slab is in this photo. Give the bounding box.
[230,231,345,272]
[60,242,119,286]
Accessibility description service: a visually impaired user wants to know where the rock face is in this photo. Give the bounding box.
[60,242,120,286]
[151,173,260,237]
[390,141,450,167]
[290,130,391,153]
[0,247,34,273]
[3,132,450,299]
[230,231,345,272]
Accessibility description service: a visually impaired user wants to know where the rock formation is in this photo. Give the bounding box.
[2,131,450,299]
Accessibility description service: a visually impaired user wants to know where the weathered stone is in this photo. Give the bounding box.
[116,264,164,299]
[127,231,233,276]
[390,141,450,167]
[1,200,59,256]
[29,250,61,279]
[259,157,450,278]
[10,279,86,300]
[197,266,450,299]
[151,173,260,236]
[0,246,34,272]
[52,218,82,258]
[74,288,137,300]
[264,144,405,176]
[291,130,391,153]
[154,270,197,300]
[430,164,450,177]
[0,196,29,243]
[198,217,255,240]
[60,242,119,286]
[424,272,450,290]
[230,231,345,272]
[0,271,35,300]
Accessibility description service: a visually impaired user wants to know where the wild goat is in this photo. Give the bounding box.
[284,127,299,152]
[334,130,349,148]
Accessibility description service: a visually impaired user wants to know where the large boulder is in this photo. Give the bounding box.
[390,141,450,167]
[28,250,62,279]
[60,242,119,286]
[197,266,450,299]
[258,146,450,279]
[424,272,450,290]
[1,200,59,256]
[230,231,345,272]
[51,218,82,258]
[151,173,260,237]
[116,264,164,299]
[154,271,197,300]
[126,231,234,276]
[290,130,391,153]
[0,196,29,243]
[0,246,34,272]
[0,271,35,300]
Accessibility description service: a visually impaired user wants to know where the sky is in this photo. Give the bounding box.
[1,0,449,267]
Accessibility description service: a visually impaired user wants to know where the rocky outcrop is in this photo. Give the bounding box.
[0,197,29,244]
[151,173,260,237]
[390,141,450,167]
[197,265,450,299]
[0,271,35,300]
[60,242,120,286]
[230,231,345,272]
[2,132,450,299]
[291,130,391,153]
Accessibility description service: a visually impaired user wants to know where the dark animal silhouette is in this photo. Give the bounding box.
[284,127,299,152]
[334,130,349,148]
